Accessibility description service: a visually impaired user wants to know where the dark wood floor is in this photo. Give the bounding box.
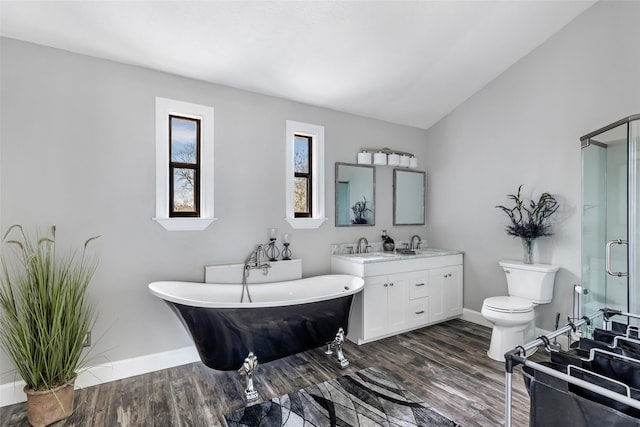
[0,319,543,426]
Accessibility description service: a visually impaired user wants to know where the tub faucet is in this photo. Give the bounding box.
[410,235,422,250]
[241,243,272,302]
[357,237,369,254]
[245,243,271,271]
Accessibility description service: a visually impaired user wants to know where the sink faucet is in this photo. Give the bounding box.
[357,237,369,254]
[410,235,422,250]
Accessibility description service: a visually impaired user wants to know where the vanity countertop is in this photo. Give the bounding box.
[332,248,463,264]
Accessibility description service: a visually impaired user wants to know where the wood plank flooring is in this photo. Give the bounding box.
[0,319,543,426]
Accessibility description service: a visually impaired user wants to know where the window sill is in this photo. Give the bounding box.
[285,217,327,230]
[153,217,218,231]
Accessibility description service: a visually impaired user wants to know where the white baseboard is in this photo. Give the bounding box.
[0,345,199,407]
[461,308,492,328]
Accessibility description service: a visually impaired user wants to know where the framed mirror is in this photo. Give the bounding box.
[393,169,425,225]
[335,162,375,226]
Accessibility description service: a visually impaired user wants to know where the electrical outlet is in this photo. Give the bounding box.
[83,331,91,347]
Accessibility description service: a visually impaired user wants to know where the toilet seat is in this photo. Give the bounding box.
[483,296,533,313]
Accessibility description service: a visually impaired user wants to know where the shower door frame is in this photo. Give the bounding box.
[580,114,640,322]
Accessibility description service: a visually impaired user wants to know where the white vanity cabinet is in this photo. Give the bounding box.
[332,251,463,345]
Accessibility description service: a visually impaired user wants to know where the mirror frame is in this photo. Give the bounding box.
[393,169,426,226]
[335,162,375,227]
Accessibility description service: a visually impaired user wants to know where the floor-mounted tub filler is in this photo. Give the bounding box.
[148,274,364,400]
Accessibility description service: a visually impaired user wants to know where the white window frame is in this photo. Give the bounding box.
[154,97,216,231]
[285,120,326,229]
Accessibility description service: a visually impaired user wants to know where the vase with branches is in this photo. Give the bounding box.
[496,185,559,264]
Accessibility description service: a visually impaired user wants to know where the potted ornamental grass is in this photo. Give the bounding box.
[496,185,559,264]
[0,225,99,426]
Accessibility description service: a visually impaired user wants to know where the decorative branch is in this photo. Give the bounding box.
[496,185,559,239]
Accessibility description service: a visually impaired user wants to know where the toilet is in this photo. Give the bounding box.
[481,260,559,361]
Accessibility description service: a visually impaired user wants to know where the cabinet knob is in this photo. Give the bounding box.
[390,282,394,287]
[415,283,425,287]
[415,310,425,315]
[384,283,388,287]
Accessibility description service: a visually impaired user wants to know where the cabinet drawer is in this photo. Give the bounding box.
[408,298,428,327]
[409,271,428,300]
[409,281,428,299]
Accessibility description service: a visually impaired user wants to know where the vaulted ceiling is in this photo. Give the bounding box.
[1,1,596,129]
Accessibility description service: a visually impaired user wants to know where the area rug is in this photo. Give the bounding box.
[224,366,460,426]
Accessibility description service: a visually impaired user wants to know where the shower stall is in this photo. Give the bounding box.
[581,115,640,326]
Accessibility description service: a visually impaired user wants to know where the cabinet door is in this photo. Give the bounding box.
[362,275,390,339]
[443,265,463,317]
[387,273,408,331]
[429,265,463,323]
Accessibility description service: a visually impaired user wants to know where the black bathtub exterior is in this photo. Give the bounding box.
[167,294,354,371]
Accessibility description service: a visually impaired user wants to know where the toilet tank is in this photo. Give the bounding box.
[499,260,559,304]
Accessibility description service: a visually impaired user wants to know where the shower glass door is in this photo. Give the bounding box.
[581,116,640,326]
[630,119,640,316]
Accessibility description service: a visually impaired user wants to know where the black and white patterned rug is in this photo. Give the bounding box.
[224,366,460,426]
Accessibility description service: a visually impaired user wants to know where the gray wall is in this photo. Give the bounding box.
[423,0,640,330]
[2,0,640,384]
[0,38,428,384]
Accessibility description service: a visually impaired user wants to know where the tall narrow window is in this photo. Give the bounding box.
[285,120,326,229]
[155,97,215,231]
[169,115,200,217]
[294,134,312,217]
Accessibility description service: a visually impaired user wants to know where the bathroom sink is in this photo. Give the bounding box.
[336,248,461,262]
[343,252,397,260]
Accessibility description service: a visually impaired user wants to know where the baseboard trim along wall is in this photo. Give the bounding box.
[0,345,199,407]
[461,308,492,328]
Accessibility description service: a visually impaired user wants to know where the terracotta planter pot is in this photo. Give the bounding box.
[24,379,75,427]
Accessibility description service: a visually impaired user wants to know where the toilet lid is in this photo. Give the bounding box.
[484,296,533,313]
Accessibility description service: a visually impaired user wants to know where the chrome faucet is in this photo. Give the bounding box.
[357,237,369,254]
[244,243,271,271]
[410,235,422,250]
[241,243,272,302]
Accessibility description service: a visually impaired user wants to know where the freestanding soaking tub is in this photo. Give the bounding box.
[148,274,364,399]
